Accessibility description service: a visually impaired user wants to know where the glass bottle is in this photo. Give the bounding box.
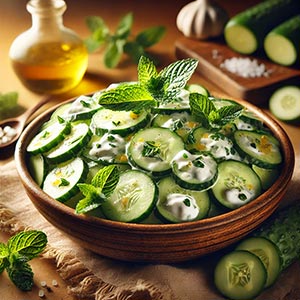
[9,0,88,95]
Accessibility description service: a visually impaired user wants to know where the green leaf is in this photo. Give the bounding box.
[124,41,145,64]
[189,93,215,128]
[98,83,156,111]
[7,260,34,291]
[215,104,243,126]
[137,56,158,85]
[0,242,9,259]
[159,58,198,99]
[0,91,19,119]
[92,165,120,197]
[104,39,125,68]
[75,193,104,214]
[115,12,133,39]
[85,16,108,33]
[136,26,166,48]
[7,230,47,261]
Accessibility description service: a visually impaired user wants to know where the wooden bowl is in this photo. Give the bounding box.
[15,97,295,263]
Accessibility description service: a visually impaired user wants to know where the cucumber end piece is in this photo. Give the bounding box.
[224,23,257,54]
[264,34,297,66]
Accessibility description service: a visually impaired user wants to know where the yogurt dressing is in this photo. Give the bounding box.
[163,193,200,222]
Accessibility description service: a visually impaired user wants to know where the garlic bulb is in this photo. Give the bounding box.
[176,0,229,40]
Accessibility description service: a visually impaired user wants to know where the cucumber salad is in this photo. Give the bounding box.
[27,57,282,224]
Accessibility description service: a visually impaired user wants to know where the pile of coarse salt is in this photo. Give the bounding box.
[0,125,17,145]
[220,57,272,78]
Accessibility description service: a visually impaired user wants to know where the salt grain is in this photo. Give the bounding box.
[0,125,17,145]
[38,289,45,298]
[52,279,58,286]
[220,57,271,78]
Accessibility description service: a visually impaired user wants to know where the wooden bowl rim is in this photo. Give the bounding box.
[15,94,295,233]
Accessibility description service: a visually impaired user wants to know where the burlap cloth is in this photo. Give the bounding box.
[1,155,300,300]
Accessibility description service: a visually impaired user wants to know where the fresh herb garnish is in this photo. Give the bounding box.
[84,13,166,68]
[142,141,161,158]
[97,56,243,129]
[97,56,198,111]
[0,230,47,291]
[189,93,243,129]
[76,165,120,214]
[0,91,18,119]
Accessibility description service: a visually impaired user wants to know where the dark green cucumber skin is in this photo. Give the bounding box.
[266,15,300,63]
[226,0,300,50]
[254,203,300,270]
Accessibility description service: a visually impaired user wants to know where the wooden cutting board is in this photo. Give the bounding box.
[175,36,300,106]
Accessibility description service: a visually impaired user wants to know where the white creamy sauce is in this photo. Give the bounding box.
[172,150,216,182]
[89,133,126,161]
[224,188,255,208]
[67,95,94,114]
[164,193,199,222]
[160,111,191,128]
[159,89,190,109]
[240,135,278,156]
[200,134,241,161]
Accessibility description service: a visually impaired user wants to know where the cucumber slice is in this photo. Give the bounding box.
[269,85,300,123]
[26,121,71,154]
[212,160,261,209]
[214,250,267,300]
[90,108,150,136]
[43,157,88,202]
[264,15,300,66]
[101,170,158,223]
[28,153,47,187]
[234,130,282,168]
[252,164,279,190]
[187,128,241,162]
[235,237,282,287]
[224,0,300,54]
[151,111,199,141]
[156,176,210,223]
[128,127,185,177]
[171,150,218,191]
[45,122,91,164]
[186,83,210,97]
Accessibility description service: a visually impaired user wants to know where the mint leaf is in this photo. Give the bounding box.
[124,41,146,64]
[215,104,243,126]
[0,243,9,273]
[159,58,198,100]
[7,231,47,261]
[138,56,158,85]
[115,12,133,39]
[76,166,120,214]
[136,26,166,48]
[189,93,216,128]
[98,83,156,111]
[91,165,120,196]
[7,260,34,291]
[104,39,125,68]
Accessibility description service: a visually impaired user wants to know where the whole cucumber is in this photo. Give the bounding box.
[224,0,300,54]
[264,15,300,66]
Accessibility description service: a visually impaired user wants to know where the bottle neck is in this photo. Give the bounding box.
[27,0,66,33]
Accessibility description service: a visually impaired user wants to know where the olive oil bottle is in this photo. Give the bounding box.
[9,0,88,95]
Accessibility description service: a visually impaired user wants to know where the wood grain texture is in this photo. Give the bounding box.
[176,36,300,106]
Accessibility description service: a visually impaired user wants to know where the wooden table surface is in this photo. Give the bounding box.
[0,1,299,299]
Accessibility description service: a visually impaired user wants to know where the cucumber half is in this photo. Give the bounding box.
[269,85,300,123]
[264,15,300,66]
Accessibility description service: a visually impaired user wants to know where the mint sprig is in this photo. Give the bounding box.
[97,56,198,110]
[0,230,47,291]
[189,93,243,129]
[84,13,166,68]
[76,165,120,214]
